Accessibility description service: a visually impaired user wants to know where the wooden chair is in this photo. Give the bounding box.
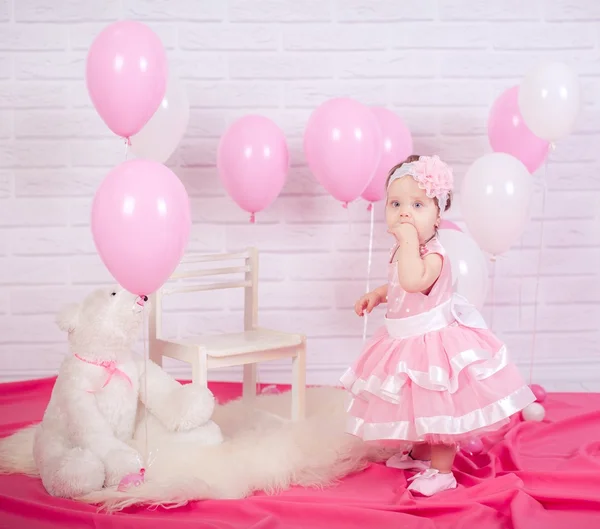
[148,248,307,420]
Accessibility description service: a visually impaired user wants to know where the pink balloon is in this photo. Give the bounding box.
[461,437,483,456]
[529,383,547,403]
[361,107,413,203]
[304,98,382,205]
[439,219,462,232]
[488,86,549,173]
[91,160,191,296]
[217,115,289,220]
[86,20,168,139]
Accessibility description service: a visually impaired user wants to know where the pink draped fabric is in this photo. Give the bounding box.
[1,377,599,529]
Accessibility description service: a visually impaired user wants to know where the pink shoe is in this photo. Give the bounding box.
[407,469,457,496]
[386,451,431,471]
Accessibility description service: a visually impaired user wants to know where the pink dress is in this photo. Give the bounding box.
[340,237,536,445]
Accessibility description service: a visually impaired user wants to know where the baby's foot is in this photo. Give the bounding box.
[407,469,457,496]
[386,451,431,472]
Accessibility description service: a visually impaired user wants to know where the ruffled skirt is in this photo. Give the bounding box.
[341,294,536,445]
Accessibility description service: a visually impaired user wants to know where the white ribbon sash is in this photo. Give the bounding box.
[340,293,505,396]
[384,293,487,339]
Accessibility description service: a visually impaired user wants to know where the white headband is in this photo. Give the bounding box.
[388,155,454,214]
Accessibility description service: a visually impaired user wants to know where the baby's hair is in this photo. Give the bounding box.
[385,154,453,212]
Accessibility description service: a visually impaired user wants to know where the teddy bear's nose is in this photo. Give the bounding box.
[142,296,148,302]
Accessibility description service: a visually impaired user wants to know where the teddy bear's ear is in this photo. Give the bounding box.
[56,303,80,333]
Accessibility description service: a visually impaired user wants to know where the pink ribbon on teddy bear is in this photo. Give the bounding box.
[74,354,133,392]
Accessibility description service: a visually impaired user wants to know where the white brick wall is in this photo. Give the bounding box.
[0,0,599,391]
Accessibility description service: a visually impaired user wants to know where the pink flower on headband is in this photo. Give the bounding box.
[388,155,454,213]
[416,155,454,200]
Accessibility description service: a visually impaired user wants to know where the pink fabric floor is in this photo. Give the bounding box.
[1,377,600,529]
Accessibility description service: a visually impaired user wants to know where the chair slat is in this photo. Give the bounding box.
[170,265,249,280]
[162,280,252,296]
[181,251,249,264]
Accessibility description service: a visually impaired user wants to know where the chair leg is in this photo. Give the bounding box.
[192,349,208,386]
[243,363,257,404]
[291,343,306,420]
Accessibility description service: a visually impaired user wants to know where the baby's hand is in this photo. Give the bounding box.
[388,222,418,242]
[354,291,383,317]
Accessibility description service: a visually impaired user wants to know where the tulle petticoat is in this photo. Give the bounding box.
[341,295,536,445]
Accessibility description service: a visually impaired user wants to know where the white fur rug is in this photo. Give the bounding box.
[0,386,393,512]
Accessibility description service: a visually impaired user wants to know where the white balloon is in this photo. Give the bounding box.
[460,152,534,256]
[438,228,489,310]
[518,61,581,142]
[130,74,190,163]
[521,402,545,422]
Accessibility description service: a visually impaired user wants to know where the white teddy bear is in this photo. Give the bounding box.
[33,286,222,498]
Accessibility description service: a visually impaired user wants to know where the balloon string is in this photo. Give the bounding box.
[249,213,256,224]
[489,256,496,331]
[131,296,151,470]
[124,138,130,160]
[345,202,352,236]
[362,203,375,343]
[142,304,149,466]
[529,150,550,384]
[518,234,524,332]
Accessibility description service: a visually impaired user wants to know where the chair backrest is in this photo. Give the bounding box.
[149,247,259,340]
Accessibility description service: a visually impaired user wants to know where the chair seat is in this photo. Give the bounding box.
[183,328,303,358]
